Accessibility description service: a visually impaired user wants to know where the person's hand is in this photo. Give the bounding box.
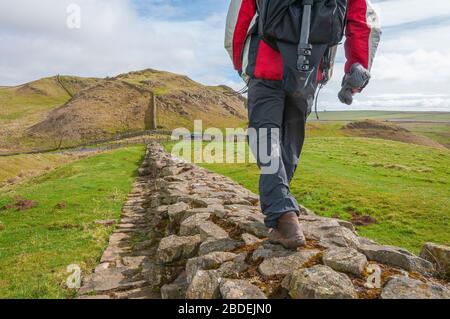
[338,63,371,105]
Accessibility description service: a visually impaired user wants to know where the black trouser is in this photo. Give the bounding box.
[247,43,326,229]
[248,78,314,228]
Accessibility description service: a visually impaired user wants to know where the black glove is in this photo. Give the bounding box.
[338,63,371,105]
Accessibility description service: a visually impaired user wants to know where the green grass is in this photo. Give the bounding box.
[0,145,144,299]
[164,138,450,254]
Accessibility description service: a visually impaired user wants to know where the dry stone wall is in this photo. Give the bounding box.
[78,143,450,299]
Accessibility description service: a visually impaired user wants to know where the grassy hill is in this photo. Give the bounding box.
[0,69,247,152]
[0,76,102,152]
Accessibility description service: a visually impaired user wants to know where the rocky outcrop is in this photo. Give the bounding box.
[77,143,450,299]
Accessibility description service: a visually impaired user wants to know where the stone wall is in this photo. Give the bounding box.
[78,143,450,299]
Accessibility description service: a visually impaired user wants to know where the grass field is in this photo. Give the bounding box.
[0,145,144,299]
[164,138,450,254]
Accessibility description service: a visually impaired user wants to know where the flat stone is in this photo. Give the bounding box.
[197,221,229,240]
[323,248,368,277]
[122,256,146,268]
[252,242,294,261]
[359,244,434,275]
[161,166,184,177]
[381,276,450,299]
[155,205,169,214]
[156,234,202,263]
[334,219,356,233]
[179,213,210,236]
[161,272,189,299]
[134,240,154,251]
[167,202,189,224]
[220,279,267,299]
[179,196,212,208]
[180,212,229,240]
[288,265,358,299]
[117,223,135,229]
[229,214,268,238]
[94,262,110,273]
[199,238,244,255]
[109,232,129,244]
[186,252,237,283]
[224,198,253,206]
[420,242,450,277]
[113,286,160,299]
[100,246,124,263]
[160,190,184,205]
[301,219,360,249]
[358,237,377,246]
[79,268,147,293]
[241,233,263,246]
[186,270,222,299]
[218,254,250,277]
[258,250,321,277]
[183,207,217,220]
[141,261,182,288]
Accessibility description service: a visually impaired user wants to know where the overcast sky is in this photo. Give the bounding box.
[1,0,450,111]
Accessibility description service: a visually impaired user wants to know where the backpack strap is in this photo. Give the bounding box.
[297,0,314,72]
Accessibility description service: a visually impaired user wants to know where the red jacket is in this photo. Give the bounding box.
[225,0,381,82]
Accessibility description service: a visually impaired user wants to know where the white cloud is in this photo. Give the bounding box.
[373,0,450,27]
[0,0,232,87]
[319,0,450,111]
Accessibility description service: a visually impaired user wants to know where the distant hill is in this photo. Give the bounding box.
[0,69,246,151]
[342,120,447,149]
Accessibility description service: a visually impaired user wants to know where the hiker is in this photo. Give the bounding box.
[225,0,381,248]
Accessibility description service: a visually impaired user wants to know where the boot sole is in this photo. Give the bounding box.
[268,233,306,250]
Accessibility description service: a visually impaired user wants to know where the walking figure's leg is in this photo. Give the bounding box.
[247,78,306,249]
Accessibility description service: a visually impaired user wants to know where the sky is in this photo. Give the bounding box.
[1,0,450,111]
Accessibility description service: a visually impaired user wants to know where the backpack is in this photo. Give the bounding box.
[257,0,347,49]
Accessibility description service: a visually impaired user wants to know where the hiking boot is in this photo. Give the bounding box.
[268,212,306,249]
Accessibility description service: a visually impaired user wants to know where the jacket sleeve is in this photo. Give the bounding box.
[224,0,257,72]
[344,0,381,73]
